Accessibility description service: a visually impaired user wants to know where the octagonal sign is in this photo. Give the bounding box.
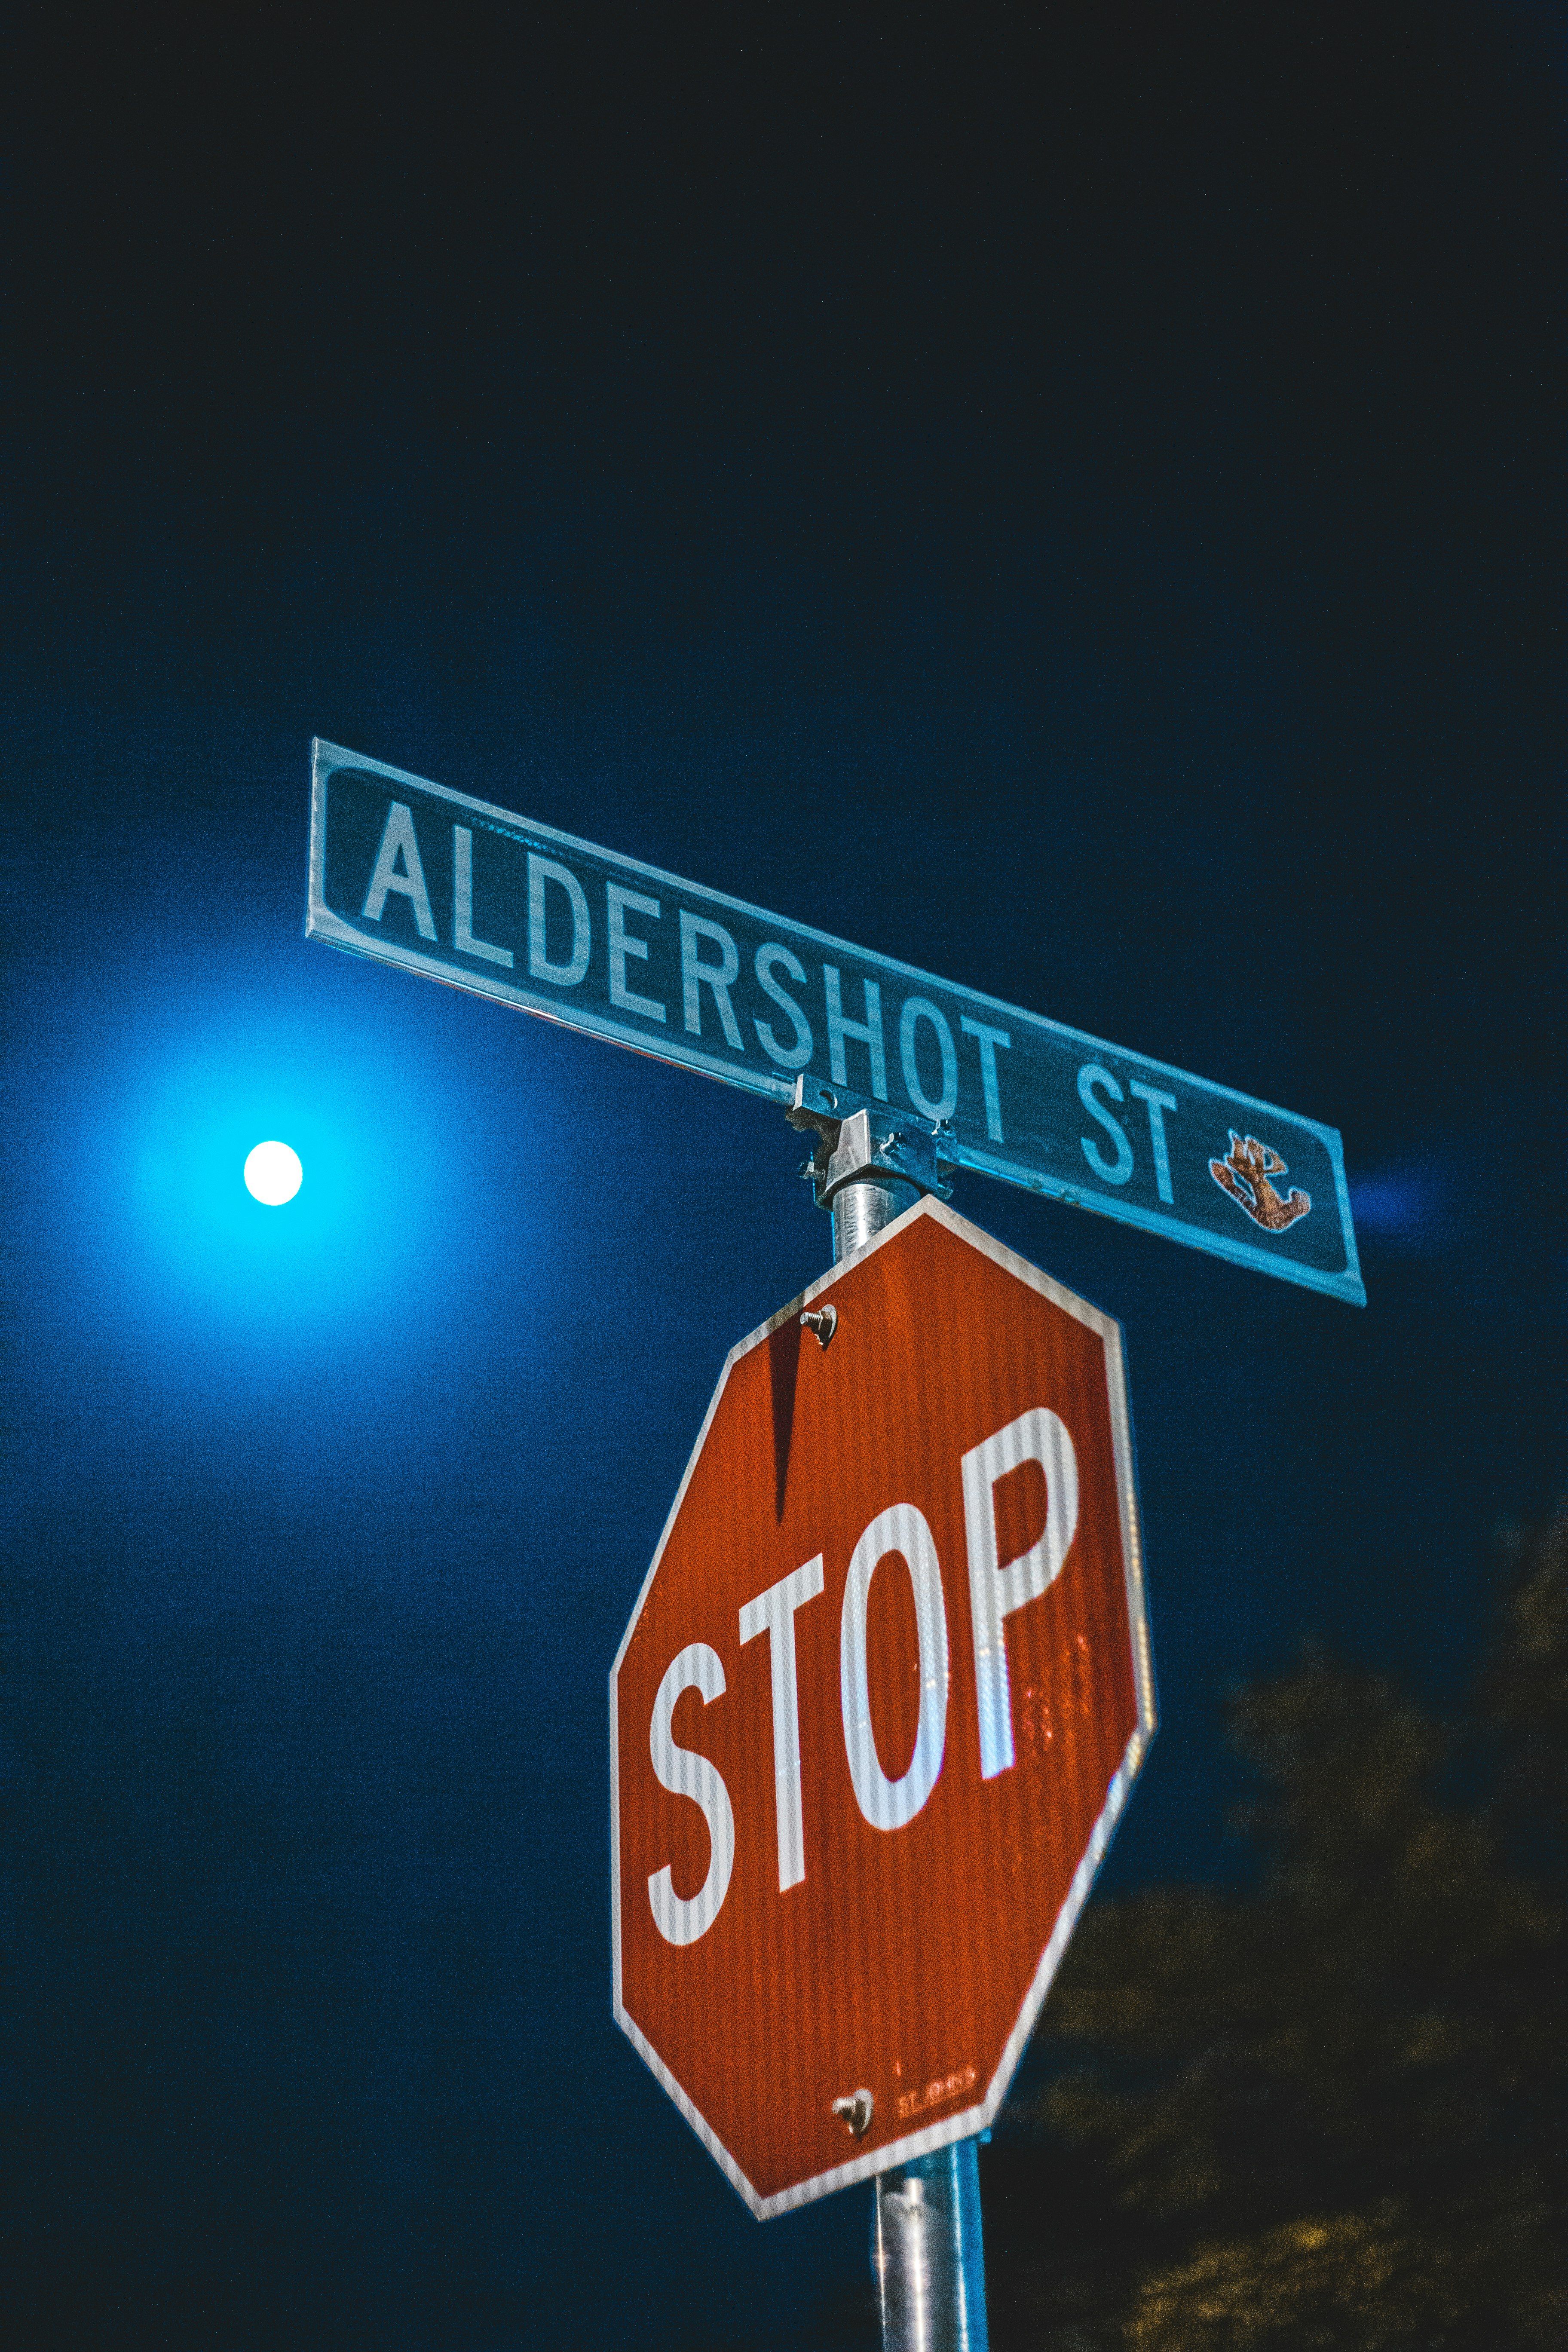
[610,1197,1155,2217]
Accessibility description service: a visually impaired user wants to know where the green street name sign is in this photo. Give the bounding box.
[306,740,1363,1303]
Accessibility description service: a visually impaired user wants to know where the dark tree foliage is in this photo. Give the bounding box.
[980,1502,1567,2351]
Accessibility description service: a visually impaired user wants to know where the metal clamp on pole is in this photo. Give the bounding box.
[787,1075,955,1260]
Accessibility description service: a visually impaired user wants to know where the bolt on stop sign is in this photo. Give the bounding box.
[610,1199,1156,2217]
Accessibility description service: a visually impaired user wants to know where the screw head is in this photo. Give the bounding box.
[800,1304,839,1348]
[831,2088,874,2138]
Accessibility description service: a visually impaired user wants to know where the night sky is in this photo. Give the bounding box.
[7,7,1564,2349]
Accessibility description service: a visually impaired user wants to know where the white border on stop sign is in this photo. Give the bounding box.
[608,1192,1157,2219]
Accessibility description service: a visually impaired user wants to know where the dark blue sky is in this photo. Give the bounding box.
[7,7,1563,2347]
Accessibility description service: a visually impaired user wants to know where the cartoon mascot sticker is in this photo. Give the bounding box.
[1209,1132,1311,1232]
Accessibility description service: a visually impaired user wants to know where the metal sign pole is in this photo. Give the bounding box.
[873,2144,989,2352]
[787,1091,991,2352]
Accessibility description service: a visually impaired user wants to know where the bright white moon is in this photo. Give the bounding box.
[244,1140,303,1206]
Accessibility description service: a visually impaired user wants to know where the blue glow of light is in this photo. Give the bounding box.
[1347,1167,1444,1248]
[93,999,475,1350]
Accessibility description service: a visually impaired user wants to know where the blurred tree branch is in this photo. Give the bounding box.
[984,1501,1567,2350]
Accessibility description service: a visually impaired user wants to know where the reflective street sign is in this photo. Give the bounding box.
[610,1200,1156,2215]
[307,738,1364,1302]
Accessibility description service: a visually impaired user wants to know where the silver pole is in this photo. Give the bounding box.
[873,2142,989,2352]
[787,1087,991,2352]
[831,1161,919,1260]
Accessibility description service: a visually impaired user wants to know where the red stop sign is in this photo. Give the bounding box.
[611,1200,1155,2217]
